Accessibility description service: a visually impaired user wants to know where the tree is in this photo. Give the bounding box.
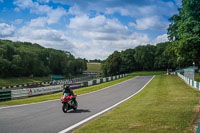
[167,0,200,67]
[134,45,156,70]
[102,51,121,76]
[154,42,170,70]
[120,49,136,73]
[0,39,87,78]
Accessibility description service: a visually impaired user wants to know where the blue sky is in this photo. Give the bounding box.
[0,0,181,59]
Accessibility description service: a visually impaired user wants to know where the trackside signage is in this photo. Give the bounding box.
[11,85,62,99]
[69,83,83,89]
[28,85,62,96]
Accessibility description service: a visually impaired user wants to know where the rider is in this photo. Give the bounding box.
[63,84,76,103]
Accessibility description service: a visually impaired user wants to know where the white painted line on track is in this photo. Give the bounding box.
[58,75,155,133]
[0,99,60,110]
[0,76,138,110]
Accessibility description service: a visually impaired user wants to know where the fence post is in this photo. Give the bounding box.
[106,78,109,82]
[83,82,88,87]
[93,80,97,85]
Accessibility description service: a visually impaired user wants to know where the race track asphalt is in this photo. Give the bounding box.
[0,76,153,133]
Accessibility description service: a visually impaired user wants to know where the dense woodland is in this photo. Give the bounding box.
[102,0,200,76]
[0,40,87,78]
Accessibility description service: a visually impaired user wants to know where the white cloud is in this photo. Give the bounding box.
[29,17,47,27]
[14,0,34,9]
[37,0,50,3]
[14,0,67,24]
[0,23,15,38]
[67,4,84,16]
[47,7,66,24]
[151,34,169,44]
[1,19,74,54]
[66,15,154,59]
[7,0,175,59]
[14,19,23,25]
[68,15,129,41]
[175,0,182,7]
[16,23,74,50]
[129,16,169,30]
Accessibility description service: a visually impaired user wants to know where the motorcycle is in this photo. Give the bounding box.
[60,93,78,113]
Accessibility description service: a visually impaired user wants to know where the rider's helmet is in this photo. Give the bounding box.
[64,84,70,90]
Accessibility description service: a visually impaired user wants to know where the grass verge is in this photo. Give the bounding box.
[0,71,165,106]
[0,77,51,87]
[73,75,200,133]
[87,63,102,73]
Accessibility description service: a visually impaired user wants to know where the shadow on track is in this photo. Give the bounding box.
[68,109,91,113]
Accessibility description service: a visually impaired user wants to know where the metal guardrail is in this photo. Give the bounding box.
[0,90,11,101]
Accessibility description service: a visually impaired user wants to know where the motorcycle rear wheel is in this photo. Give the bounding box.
[62,103,68,113]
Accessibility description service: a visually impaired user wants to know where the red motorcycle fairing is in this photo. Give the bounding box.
[60,93,78,113]
[60,93,77,103]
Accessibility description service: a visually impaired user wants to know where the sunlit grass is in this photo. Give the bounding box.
[74,75,200,133]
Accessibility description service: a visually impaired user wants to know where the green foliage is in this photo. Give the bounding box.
[134,45,156,70]
[0,40,87,78]
[102,51,121,76]
[102,43,170,76]
[167,0,200,68]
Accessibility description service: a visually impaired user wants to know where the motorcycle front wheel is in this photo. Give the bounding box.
[73,101,78,111]
[62,103,68,113]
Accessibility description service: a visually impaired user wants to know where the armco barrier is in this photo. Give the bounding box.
[11,89,29,99]
[0,90,11,101]
[96,79,100,84]
[178,73,200,90]
[103,78,106,82]
[88,81,93,86]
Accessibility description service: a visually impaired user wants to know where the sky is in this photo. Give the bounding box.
[0,0,181,60]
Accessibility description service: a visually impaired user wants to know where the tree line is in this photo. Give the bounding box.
[102,42,172,76]
[102,0,200,76]
[0,40,87,78]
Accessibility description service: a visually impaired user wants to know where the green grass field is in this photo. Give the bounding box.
[0,77,51,87]
[87,62,102,73]
[74,75,200,133]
